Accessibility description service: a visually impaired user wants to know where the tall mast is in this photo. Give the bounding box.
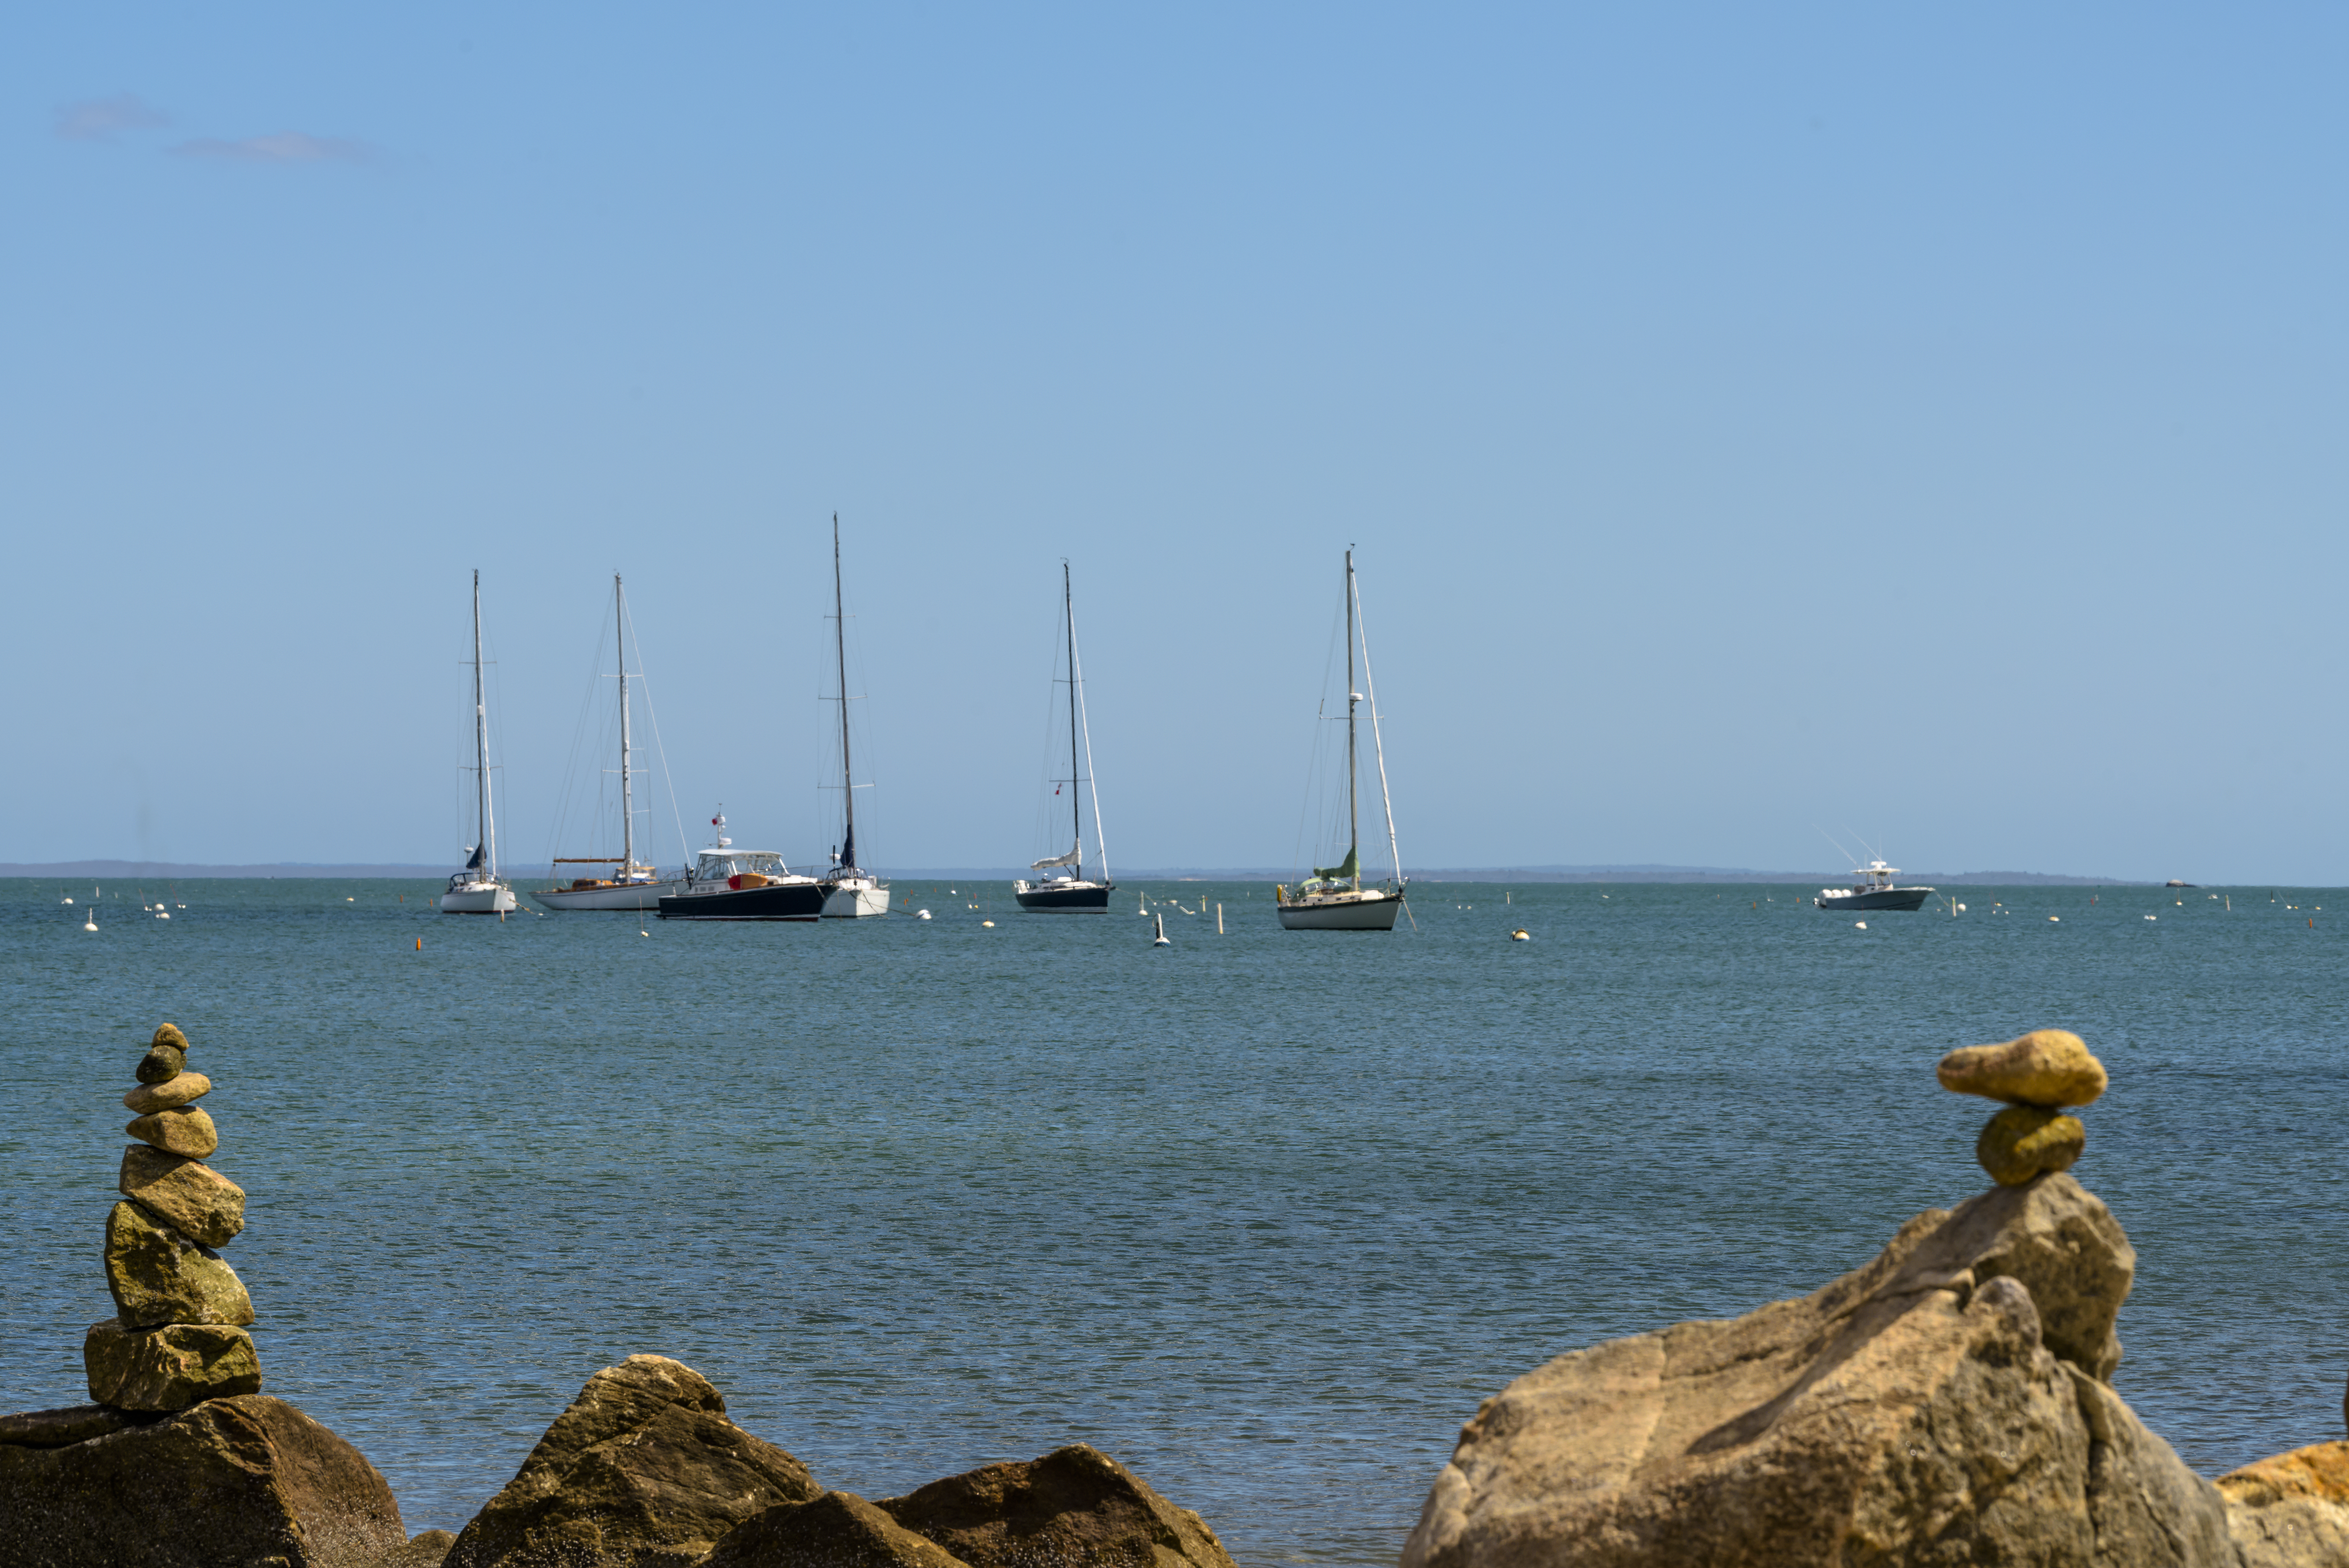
[1065,562,1082,880]
[615,574,634,875]
[1355,563,1402,886]
[1070,574,1110,885]
[833,515,855,869]
[473,570,498,879]
[1345,549,1359,886]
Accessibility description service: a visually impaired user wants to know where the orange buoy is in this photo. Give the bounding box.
[415,937,423,951]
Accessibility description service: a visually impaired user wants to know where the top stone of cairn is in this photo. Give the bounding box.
[1937,1028,2107,1109]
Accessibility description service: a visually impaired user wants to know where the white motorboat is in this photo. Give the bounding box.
[441,571,518,915]
[1277,550,1407,932]
[1815,861,1936,912]
[1015,562,1115,912]
[819,517,890,918]
[532,574,685,911]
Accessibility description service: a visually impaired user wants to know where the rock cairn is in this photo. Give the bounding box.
[84,1022,262,1410]
[1937,1027,2108,1185]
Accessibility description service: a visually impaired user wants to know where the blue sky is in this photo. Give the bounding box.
[7,5,2345,880]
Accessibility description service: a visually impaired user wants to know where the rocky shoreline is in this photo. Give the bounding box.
[8,1024,2349,1565]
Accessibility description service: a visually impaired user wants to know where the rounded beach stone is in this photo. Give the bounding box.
[125,1107,217,1160]
[103,1201,253,1329]
[122,1073,211,1115]
[82,1320,260,1412]
[118,1147,246,1248]
[134,1045,187,1086]
[1938,1029,2107,1108]
[151,1023,189,1051]
[1976,1105,2087,1186]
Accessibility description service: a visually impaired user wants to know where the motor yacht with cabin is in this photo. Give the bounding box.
[656,810,826,920]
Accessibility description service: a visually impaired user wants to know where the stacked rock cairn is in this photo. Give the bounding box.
[1937,1027,2108,1185]
[84,1023,262,1410]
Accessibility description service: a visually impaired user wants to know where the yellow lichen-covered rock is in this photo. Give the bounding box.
[1939,1029,2107,1108]
[123,1072,211,1115]
[151,1022,189,1051]
[2218,1441,2349,1568]
[103,1201,253,1329]
[125,1107,218,1159]
[118,1147,246,1248]
[82,1320,260,1411]
[1978,1106,2086,1186]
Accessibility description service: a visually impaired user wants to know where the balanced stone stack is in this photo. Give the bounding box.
[84,1022,263,1410]
[1938,1027,2108,1185]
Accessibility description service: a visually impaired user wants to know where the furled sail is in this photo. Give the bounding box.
[1031,843,1081,870]
[1312,846,1359,884]
[465,843,485,870]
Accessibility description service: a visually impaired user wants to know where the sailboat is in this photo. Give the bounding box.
[1276,549,1406,931]
[531,575,685,911]
[820,516,890,918]
[1014,564,1114,911]
[440,571,519,914]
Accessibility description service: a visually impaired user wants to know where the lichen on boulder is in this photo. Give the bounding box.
[443,1355,820,1568]
[0,1393,404,1568]
[879,1443,1237,1568]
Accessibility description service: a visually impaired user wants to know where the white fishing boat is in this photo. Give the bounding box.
[1277,550,1407,931]
[1015,563,1114,912]
[819,517,890,918]
[531,575,685,911]
[1815,861,1935,912]
[441,571,518,914]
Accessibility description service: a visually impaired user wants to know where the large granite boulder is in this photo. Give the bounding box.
[2219,1441,2349,1567]
[1402,1174,2233,1568]
[444,1355,821,1568]
[878,1443,1237,1568]
[706,1490,973,1568]
[0,1393,405,1568]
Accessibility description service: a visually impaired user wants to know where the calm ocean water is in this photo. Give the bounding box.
[4,877,2345,1561]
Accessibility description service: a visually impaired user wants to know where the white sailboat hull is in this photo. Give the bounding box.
[822,881,891,918]
[530,880,684,911]
[1276,889,1404,930]
[440,882,517,914]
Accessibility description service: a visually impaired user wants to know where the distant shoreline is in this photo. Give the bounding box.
[0,858,2181,886]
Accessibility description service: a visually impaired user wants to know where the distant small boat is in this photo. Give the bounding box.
[817,518,890,919]
[1015,563,1115,913]
[441,571,519,915]
[532,575,684,912]
[1277,550,1407,932]
[1815,861,1933,913]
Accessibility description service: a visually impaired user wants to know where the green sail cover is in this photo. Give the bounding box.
[1312,846,1360,884]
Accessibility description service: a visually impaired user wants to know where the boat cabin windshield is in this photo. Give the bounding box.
[692,850,792,882]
